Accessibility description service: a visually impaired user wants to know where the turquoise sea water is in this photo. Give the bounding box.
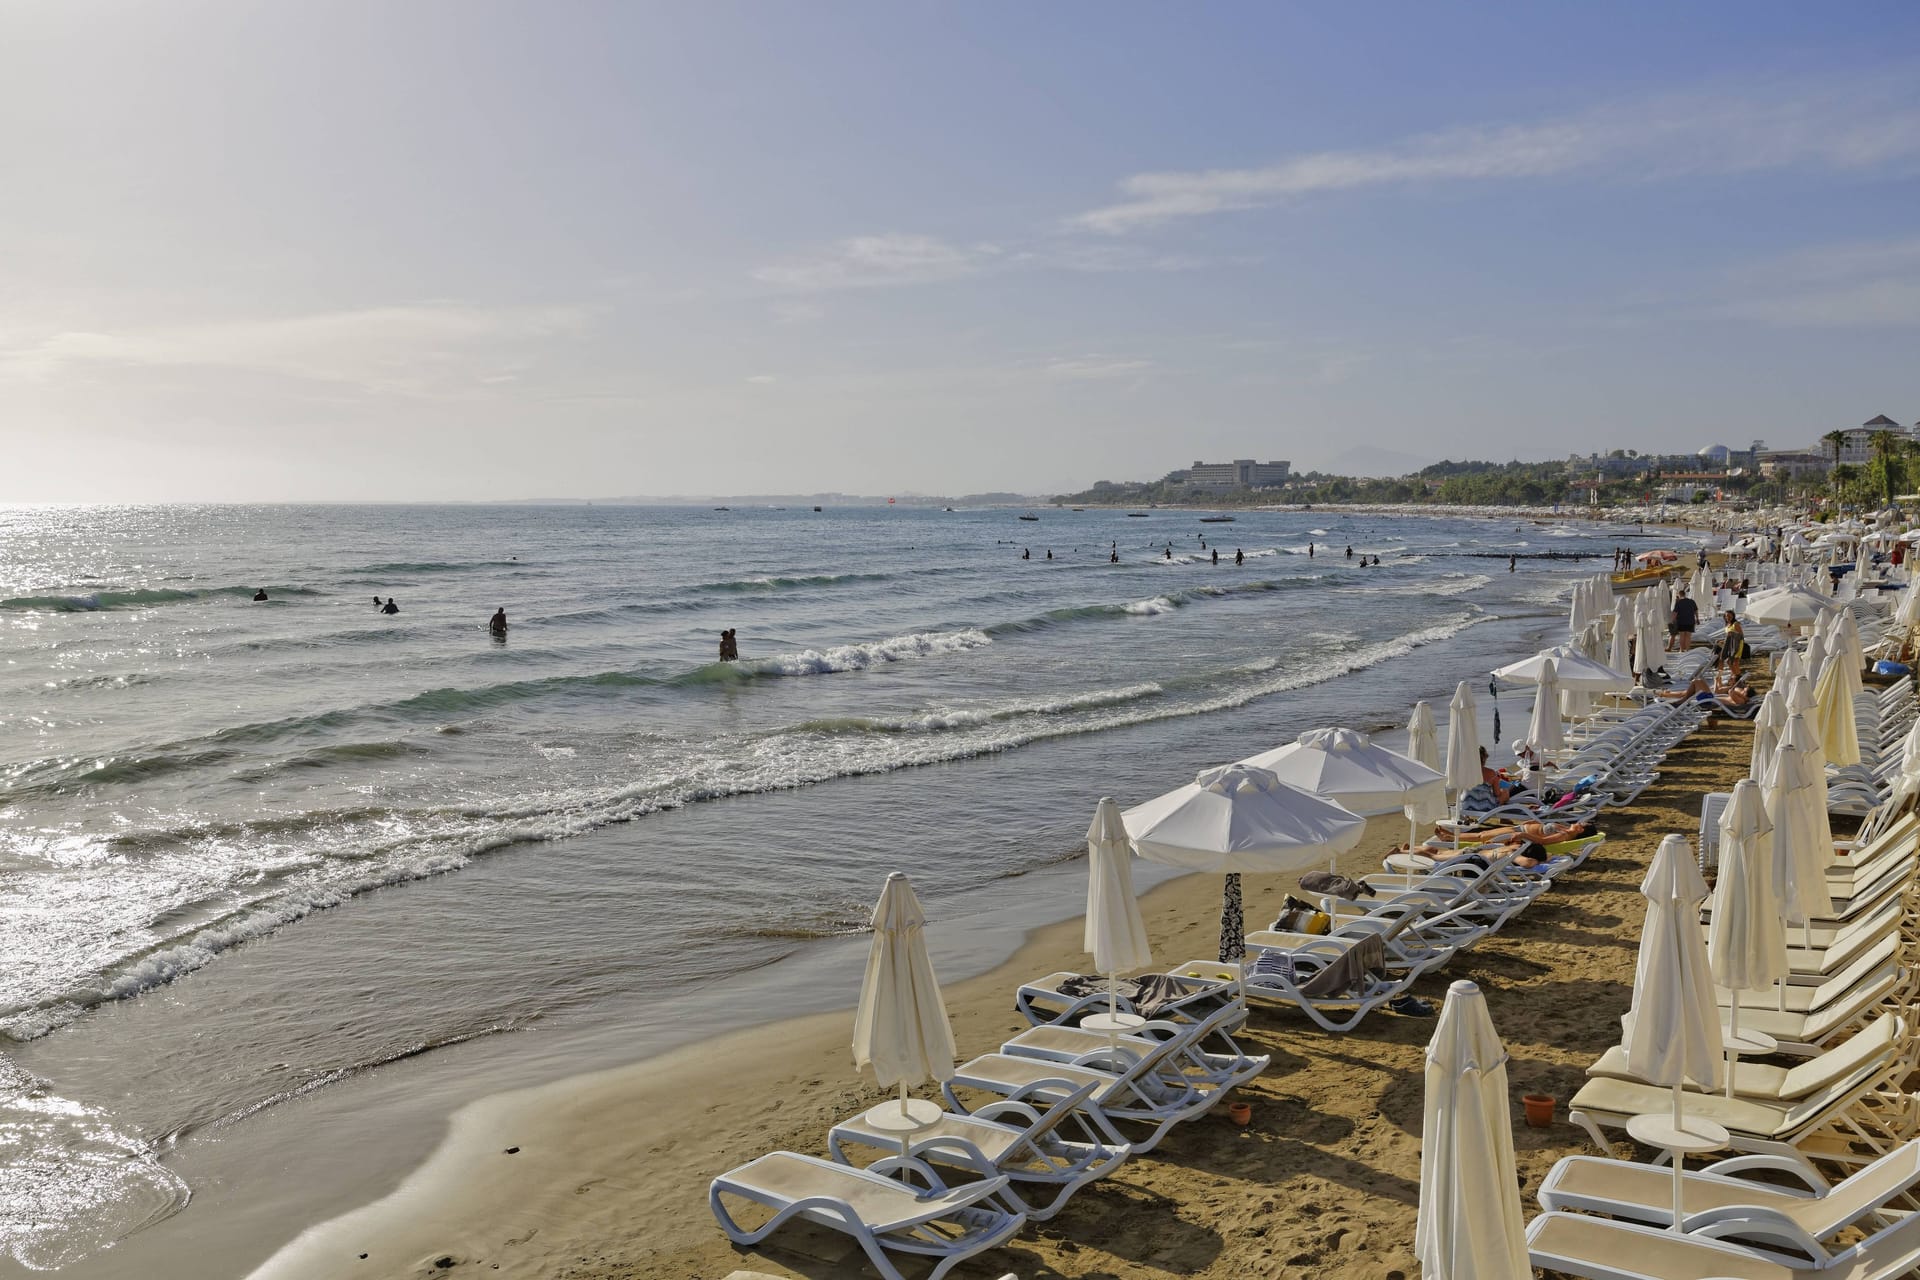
[0,503,1612,1271]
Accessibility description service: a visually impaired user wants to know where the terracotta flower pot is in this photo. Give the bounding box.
[1228,1101,1252,1126]
[1522,1093,1555,1128]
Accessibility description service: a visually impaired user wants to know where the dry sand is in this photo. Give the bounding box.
[255,711,1764,1280]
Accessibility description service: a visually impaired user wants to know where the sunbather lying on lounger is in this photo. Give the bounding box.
[1420,818,1600,868]
[1654,672,1753,706]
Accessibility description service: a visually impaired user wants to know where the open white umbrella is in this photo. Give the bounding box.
[852,872,957,1149]
[1084,797,1152,1046]
[1124,763,1365,962]
[1444,682,1482,849]
[1706,780,1785,1095]
[1407,700,1441,773]
[1414,979,1529,1280]
[1240,727,1447,864]
[1745,586,1827,629]
[1523,657,1565,758]
[1492,646,1633,693]
[1623,834,1724,1228]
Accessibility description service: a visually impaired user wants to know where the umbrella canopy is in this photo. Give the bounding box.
[1624,835,1722,1091]
[1707,780,1787,993]
[1124,763,1368,874]
[1812,643,1863,767]
[1407,700,1441,773]
[1444,681,1481,796]
[1635,594,1665,677]
[1607,603,1633,678]
[1766,715,1833,926]
[1125,763,1366,961]
[1085,797,1151,976]
[1494,646,1634,693]
[1524,658,1566,756]
[1241,727,1447,820]
[1899,716,1920,781]
[1749,688,1786,782]
[853,873,957,1091]
[1414,979,1529,1280]
[1744,585,1827,628]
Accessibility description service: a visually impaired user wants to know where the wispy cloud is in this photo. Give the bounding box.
[1044,356,1154,380]
[1719,234,1920,328]
[1073,78,1920,232]
[0,303,588,394]
[752,234,1002,291]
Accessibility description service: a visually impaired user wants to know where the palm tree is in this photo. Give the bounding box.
[1822,429,1849,466]
[1868,429,1904,506]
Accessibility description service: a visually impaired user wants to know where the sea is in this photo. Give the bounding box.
[0,502,1634,1274]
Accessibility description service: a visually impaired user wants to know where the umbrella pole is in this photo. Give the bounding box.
[1218,873,1244,964]
[1107,971,1121,1053]
[1726,1000,1740,1098]
[898,1082,913,1159]
[1670,1081,1686,1231]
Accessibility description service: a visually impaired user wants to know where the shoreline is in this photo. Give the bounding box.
[250,699,1762,1280]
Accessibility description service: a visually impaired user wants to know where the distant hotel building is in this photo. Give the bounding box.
[1179,459,1292,492]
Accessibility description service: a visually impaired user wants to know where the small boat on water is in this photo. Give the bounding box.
[714,506,730,511]
[944,506,955,512]
[1071,507,1086,512]
[1199,515,1236,523]
[812,505,823,511]
[1018,513,1039,521]
[1126,512,1150,518]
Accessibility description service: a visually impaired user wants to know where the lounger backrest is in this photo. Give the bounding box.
[1787,1140,1920,1233]
[989,1080,1101,1157]
[1107,1002,1237,1086]
[1778,1014,1902,1099]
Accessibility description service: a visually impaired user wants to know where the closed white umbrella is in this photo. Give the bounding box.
[1124,763,1365,962]
[1084,797,1152,1045]
[1240,727,1447,862]
[1607,603,1633,680]
[1787,676,1831,818]
[1414,979,1529,1280]
[852,872,957,1147]
[1768,714,1833,939]
[1407,700,1441,773]
[1623,834,1725,1228]
[1524,657,1565,758]
[1898,716,1920,780]
[1707,780,1785,1095]
[1749,688,1786,782]
[1635,593,1665,679]
[1444,681,1482,849]
[1813,642,1863,767]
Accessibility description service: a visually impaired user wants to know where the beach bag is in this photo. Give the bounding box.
[1876,660,1911,676]
[1270,894,1331,935]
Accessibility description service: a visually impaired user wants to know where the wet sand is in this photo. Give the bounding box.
[252,712,1761,1280]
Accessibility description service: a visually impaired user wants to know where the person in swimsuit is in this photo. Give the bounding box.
[489,608,508,637]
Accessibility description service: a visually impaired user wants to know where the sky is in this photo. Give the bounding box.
[5,2,1920,501]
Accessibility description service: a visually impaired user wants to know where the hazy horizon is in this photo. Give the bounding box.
[6,3,1920,503]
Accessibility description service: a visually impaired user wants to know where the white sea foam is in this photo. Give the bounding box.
[1,608,1486,1041]
[746,628,992,676]
[1124,596,1178,615]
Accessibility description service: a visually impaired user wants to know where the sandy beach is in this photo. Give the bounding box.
[252,698,1761,1280]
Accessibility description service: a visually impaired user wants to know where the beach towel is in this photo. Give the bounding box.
[1299,871,1375,900]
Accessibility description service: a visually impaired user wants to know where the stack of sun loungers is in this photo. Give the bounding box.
[1567,785,1920,1177]
[1830,676,1918,816]
[710,980,1267,1277]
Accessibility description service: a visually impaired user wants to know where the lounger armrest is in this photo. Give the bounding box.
[972,1099,1046,1127]
[1683,1208,1831,1262]
[879,1140,1004,1185]
[1699,1151,1829,1192]
[867,1153,951,1193]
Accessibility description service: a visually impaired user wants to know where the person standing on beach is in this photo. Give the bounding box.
[1668,589,1698,652]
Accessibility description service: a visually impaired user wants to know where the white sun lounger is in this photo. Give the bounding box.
[1536,1140,1920,1262]
[1012,967,1245,1031]
[827,1080,1129,1221]
[1587,1013,1903,1102]
[997,1003,1269,1092]
[943,1026,1226,1154]
[709,1150,1025,1280]
[1526,1205,1920,1279]
[1567,1016,1912,1167]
